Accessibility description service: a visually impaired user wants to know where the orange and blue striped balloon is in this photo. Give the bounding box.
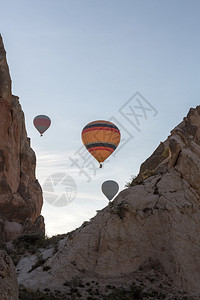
[81,120,121,167]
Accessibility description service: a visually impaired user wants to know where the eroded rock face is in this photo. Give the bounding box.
[0,36,11,102]
[0,250,18,299]
[17,106,200,295]
[0,35,44,241]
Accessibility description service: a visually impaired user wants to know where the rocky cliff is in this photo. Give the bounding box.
[0,34,44,242]
[15,106,200,298]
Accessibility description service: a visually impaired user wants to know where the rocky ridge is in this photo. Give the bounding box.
[0,34,44,242]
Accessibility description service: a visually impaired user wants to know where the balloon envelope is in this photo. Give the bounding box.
[81,120,120,166]
[102,180,119,201]
[33,115,51,136]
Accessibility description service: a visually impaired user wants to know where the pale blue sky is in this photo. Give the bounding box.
[1,0,200,236]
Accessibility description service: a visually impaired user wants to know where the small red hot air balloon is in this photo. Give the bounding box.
[33,115,51,136]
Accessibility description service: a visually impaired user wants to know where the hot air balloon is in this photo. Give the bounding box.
[102,180,119,201]
[81,120,120,167]
[33,115,51,136]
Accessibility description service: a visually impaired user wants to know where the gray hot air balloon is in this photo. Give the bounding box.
[101,180,119,201]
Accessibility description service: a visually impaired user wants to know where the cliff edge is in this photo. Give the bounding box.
[0,34,44,242]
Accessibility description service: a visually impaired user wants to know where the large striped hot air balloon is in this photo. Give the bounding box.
[33,115,51,136]
[81,120,121,168]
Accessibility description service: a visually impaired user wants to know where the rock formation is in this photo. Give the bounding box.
[0,250,18,299]
[2,33,200,298]
[16,105,200,297]
[0,34,44,242]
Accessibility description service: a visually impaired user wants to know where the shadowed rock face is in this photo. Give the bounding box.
[0,250,18,299]
[0,35,11,102]
[0,35,44,241]
[17,106,200,296]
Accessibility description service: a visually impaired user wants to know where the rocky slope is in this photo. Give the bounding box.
[15,105,200,299]
[0,34,44,242]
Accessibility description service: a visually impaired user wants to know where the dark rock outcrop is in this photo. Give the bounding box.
[0,34,44,242]
[0,250,18,299]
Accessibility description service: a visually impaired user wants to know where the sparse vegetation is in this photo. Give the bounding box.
[116,203,128,220]
[104,283,172,300]
[9,233,68,266]
[105,287,129,300]
[63,276,83,289]
[125,175,136,187]
[162,146,170,158]
[19,285,64,300]
[19,275,190,300]
[125,169,156,188]
[12,233,67,253]
[141,169,155,180]
[11,232,193,300]
[28,258,47,273]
